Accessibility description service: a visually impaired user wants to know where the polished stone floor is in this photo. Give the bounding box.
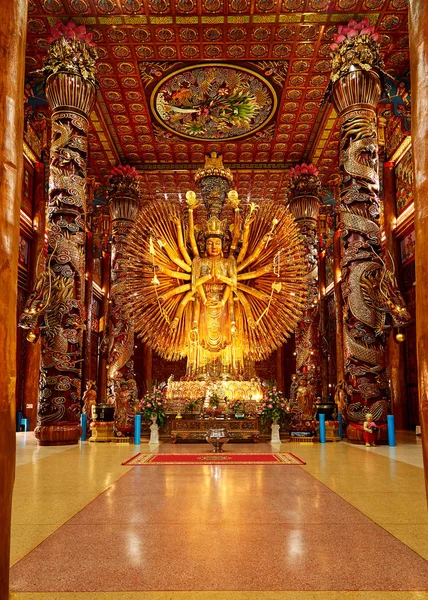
[9,431,428,600]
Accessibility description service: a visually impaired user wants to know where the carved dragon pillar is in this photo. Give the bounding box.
[107,165,141,436]
[328,18,410,440]
[287,164,322,399]
[18,21,97,445]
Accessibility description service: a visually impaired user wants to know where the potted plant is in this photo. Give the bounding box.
[184,399,201,416]
[139,387,167,428]
[206,392,222,417]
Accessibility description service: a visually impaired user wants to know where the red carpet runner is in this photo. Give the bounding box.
[122,452,306,466]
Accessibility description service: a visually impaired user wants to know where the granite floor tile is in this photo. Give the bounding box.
[10,434,428,595]
[10,519,428,592]
[338,492,428,525]
[9,593,428,600]
[10,463,428,593]
[376,523,428,560]
[69,469,367,525]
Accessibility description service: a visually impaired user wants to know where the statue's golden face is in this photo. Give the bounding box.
[206,237,222,257]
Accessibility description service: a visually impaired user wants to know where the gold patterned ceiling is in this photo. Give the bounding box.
[25,0,410,201]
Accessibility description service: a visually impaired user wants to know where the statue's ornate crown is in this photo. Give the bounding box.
[204,216,227,239]
[195,152,233,185]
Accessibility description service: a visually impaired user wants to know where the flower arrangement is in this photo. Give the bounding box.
[208,393,221,409]
[260,388,291,425]
[36,20,98,85]
[329,18,385,84]
[139,387,167,427]
[288,162,321,198]
[184,399,202,413]
[229,400,244,412]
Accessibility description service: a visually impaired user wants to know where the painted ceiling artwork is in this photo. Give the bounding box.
[151,64,276,140]
[25,0,411,200]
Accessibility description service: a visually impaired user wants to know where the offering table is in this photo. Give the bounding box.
[171,417,259,443]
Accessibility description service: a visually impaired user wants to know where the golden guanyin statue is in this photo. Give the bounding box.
[186,221,240,379]
[123,154,308,383]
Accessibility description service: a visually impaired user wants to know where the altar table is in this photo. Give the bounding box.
[171,418,259,443]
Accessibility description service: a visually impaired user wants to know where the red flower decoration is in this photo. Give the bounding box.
[48,19,95,46]
[330,17,378,50]
[289,162,319,179]
[109,164,140,181]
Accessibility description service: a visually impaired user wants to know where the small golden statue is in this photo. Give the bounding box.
[123,154,307,382]
[82,380,97,420]
[334,379,348,418]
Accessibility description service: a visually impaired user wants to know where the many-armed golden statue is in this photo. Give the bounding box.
[123,154,308,383]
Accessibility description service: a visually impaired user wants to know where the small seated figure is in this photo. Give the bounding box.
[363,413,377,447]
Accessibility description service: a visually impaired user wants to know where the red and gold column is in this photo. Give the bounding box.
[383,161,408,430]
[333,229,345,385]
[22,161,47,430]
[107,165,141,436]
[408,0,428,497]
[0,0,27,594]
[19,21,97,445]
[287,164,322,397]
[328,18,410,439]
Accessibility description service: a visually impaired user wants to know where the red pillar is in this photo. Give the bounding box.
[333,229,345,385]
[82,227,95,391]
[0,1,28,596]
[318,250,329,401]
[408,0,428,500]
[383,161,408,430]
[98,249,111,403]
[22,161,46,430]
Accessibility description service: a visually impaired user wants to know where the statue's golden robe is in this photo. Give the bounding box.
[189,255,243,379]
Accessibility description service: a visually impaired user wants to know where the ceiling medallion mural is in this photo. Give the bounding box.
[151,63,277,141]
